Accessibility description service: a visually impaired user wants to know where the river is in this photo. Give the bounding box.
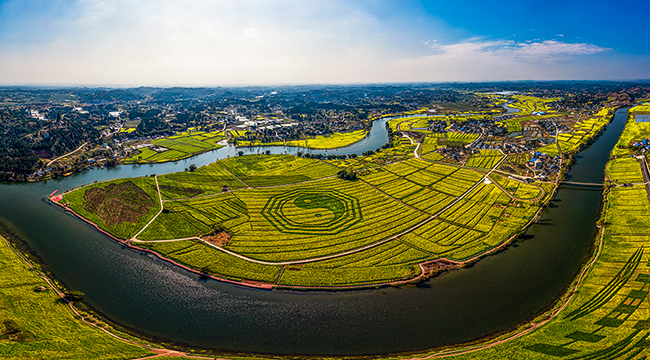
[0,109,628,356]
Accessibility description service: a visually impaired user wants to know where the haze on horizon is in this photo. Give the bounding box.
[0,0,648,87]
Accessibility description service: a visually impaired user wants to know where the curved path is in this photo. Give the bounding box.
[132,176,163,240]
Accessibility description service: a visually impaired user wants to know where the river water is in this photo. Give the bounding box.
[0,109,628,356]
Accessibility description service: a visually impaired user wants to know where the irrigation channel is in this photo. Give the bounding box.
[0,109,629,356]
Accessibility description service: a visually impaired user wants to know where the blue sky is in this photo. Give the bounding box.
[0,0,648,86]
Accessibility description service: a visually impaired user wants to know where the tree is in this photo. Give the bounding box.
[189,164,197,172]
[265,150,271,155]
[238,151,244,156]
[63,290,85,303]
[337,169,357,181]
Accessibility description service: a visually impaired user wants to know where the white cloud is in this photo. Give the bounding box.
[0,0,410,85]
[511,40,609,58]
[423,38,609,60]
[395,39,612,81]
[0,1,642,85]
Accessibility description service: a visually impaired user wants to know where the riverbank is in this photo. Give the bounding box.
[0,232,154,359]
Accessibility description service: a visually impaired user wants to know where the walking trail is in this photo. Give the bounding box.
[46,142,88,166]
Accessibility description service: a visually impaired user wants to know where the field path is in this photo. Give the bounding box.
[132,176,163,240]
[488,174,546,202]
[46,142,88,166]
[638,155,650,202]
[220,166,251,188]
[413,141,421,158]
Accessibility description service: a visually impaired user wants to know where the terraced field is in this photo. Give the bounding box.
[606,157,644,184]
[61,152,554,288]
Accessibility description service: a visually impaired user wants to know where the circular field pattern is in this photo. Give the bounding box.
[261,189,362,235]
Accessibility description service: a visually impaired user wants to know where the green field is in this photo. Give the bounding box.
[465,150,504,169]
[606,157,644,184]
[397,103,650,359]
[509,95,560,115]
[0,237,153,359]
[285,129,368,149]
[494,95,559,132]
[236,129,368,149]
[61,177,161,239]
[538,107,615,156]
[63,151,553,288]
[612,105,650,157]
[124,130,226,164]
[218,154,339,187]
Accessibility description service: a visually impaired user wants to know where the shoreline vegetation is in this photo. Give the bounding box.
[124,128,371,166]
[235,129,369,150]
[0,233,155,359]
[0,231,252,359]
[123,129,228,164]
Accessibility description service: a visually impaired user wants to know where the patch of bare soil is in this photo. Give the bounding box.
[421,259,459,277]
[83,181,154,225]
[32,149,52,159]
[202,231,231,246]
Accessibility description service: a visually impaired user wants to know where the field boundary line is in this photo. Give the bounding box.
[132,176,163,240]
[487,174,545,202]
[219,166,251,189]
[162,175,338,202]
[358,178,431,215]
[431,155,507,218]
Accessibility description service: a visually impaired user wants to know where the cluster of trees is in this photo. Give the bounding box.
[297,152,357,160]
[337,169,357,181]
[0,137,39,175]
[33,121,100,157]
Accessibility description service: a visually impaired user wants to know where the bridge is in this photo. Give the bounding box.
[560,181,604,187]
